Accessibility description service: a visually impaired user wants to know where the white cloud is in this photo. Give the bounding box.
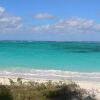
[0,6,23,33]
[0,7,5,13]
[31,17,100,34]
[33,13,55,19]
[0,6,100,35]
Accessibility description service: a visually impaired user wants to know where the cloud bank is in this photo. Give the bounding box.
[32,17,100,34]
[0,6,23,33]
[0,6,100,34]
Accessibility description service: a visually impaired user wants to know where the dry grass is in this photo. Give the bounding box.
[0,78,97,100]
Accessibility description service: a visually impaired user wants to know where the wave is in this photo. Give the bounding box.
[0,68,100,82]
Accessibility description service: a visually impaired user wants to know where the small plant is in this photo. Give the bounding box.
[9,78,15,86]
[17,78,23,85]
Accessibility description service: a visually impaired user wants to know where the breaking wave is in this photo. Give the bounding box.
[0,68,100,82]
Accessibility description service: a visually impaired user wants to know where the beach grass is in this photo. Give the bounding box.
[0,78,97,100]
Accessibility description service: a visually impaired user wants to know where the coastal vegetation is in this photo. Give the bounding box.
[0,78,97,100]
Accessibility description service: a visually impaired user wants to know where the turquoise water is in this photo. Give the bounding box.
[0,41,100,72]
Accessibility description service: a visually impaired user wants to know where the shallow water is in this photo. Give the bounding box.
[0,41,100,81]
[0,41,100,72]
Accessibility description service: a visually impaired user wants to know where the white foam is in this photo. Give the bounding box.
[0,68,100,81]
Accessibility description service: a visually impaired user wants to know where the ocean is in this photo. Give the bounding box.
[0,41,100,81]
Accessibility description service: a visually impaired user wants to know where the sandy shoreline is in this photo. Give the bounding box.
[77,81,100,99]
[0,76,100,99]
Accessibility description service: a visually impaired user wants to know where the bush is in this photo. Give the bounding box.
[0,85,13,100]
[0,79,96,100]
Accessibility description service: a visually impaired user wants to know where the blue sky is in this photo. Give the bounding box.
[0,0,100,41]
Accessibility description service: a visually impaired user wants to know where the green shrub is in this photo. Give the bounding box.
[0,85,13,100]
[0,79,96,100]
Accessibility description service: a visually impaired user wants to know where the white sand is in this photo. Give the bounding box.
[76,81,100,99]
[0,77,100,99]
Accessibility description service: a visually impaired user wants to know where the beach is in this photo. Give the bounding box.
[0,0,100,99]
[0,41,100,99]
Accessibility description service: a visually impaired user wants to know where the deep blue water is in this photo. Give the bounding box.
[0,41,100,72]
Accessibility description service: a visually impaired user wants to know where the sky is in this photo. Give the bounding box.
[0,0,100,41]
